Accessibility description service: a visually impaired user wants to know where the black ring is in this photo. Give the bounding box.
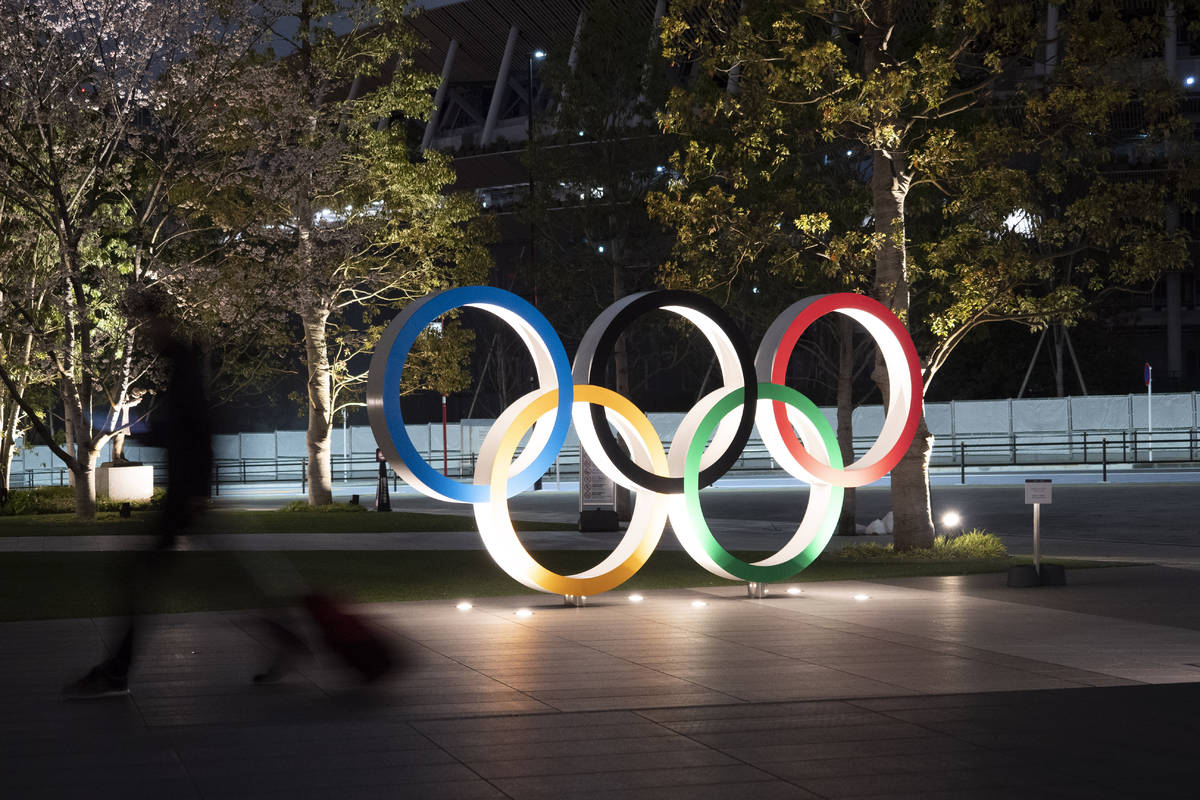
[581,290,757,493]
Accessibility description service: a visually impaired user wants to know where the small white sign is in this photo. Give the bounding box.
[579,450,615,508]
[1025,479,1052,505]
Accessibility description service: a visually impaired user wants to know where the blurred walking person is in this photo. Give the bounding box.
[63,302,215,697]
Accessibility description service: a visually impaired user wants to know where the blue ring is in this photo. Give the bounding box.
[379,287,572,503]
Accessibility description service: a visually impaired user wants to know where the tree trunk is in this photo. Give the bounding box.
[836,316,857,537]
[302,306,334,505]
[61,383,100,518]
[71,450,97,519]
[0,384,23,494]
[112,405,128,462]
[64,407,76,489]
[870,146,934,550]
[0,406,16,495]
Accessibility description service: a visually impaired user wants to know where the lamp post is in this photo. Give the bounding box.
[527,49,546,306]
[339,402,367,482]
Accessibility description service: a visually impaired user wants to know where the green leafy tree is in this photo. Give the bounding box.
[654,0,1193,548]
[212,0,491,505]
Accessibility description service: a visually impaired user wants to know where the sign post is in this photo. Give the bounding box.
[374,448,391,512]
[1144,362,1153,462]
[1024,479,1052,571]
[578,450,618,531]
[1008,478,1065,587]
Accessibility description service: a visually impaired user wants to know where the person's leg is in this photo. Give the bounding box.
[63,502,180,698]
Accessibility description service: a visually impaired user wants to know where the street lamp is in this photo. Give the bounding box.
[527,49,546,305]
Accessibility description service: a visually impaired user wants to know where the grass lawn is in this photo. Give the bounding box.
[0,509,567,536]
[0,549,1113,622]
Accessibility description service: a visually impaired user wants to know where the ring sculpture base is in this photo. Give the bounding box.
[579,509,619,532]
[746,582,768,599]
[1039,564,1068,586]
[563,595,588,607]
[1008,564,1068,587]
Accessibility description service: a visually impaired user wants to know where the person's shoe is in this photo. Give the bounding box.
[252,619,309,684]
[63,666,129,699]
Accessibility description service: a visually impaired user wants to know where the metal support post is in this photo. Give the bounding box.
[1033,503,1041,572]
[481,26,519,146]
[421,39,458,151]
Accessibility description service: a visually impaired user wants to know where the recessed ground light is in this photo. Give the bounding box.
[853,594,871,602]
[515,608,534,618]
[456,601,473,611]
[629,594,644,603]
[786,587,802,596]
[691,600,708,608]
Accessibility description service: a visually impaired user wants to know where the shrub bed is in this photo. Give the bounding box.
[830,530,1008,561]
[1,485,164,515]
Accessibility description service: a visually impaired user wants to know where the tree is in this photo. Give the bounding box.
[213,0,491,505]
[0,206,55,496]
[654,0,1193,548]
[0,0,267,517]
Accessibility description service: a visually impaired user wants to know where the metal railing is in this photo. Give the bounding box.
[10,427,1200,492]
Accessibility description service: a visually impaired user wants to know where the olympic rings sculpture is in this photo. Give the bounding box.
[367,286,922,597]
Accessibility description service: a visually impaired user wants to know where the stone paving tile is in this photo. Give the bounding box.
[191,762,484,798]
[570,782,823,800]
[205,779,510,800]
[717,734,986,765]
[762,749,1025,781]
[547,690,741,712]
[5,572,1200,797]
[415,719,674,748]
[490,764,780,800]
[0,762,197,798]
[467,743,742,780]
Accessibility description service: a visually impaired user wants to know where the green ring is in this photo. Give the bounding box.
[683,382,844,583]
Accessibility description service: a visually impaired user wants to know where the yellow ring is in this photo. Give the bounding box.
[472,385,669,595]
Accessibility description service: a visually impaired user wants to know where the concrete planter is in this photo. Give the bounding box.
[96,464,154,502]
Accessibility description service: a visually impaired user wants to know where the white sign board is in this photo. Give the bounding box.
[1024,479,1052,505]
[579,450,615,509]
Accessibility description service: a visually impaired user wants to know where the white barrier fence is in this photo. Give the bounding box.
[10,391,1198,490]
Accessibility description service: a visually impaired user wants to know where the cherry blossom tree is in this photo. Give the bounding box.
[0,0,268,516]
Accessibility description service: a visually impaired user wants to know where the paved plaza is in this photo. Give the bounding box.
[3,477,1200,798]
[2,566,1200,798]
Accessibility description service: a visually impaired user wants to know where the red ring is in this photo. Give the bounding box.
[770,294,922,487]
